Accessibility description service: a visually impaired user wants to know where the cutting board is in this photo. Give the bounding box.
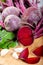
[0,36,43,65]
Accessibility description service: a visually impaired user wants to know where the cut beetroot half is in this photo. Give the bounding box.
[24,57,40,64]
[17,26,34,46]
[33,46,43,56]
[19,48,29,59]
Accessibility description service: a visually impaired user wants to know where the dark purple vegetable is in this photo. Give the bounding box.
[21,7,42,27]
[0,0,43,39]
[4,15,21,31]
[2,6,20,20]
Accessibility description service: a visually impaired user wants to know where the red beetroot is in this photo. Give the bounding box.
[33,46,43,56]
[17,26,33,46]
[24,57,40,64]
[19,48,29,59]
[22,7,42,25]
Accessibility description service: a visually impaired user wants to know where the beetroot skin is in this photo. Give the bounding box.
[19,48,29,59]
[17,26,34,46]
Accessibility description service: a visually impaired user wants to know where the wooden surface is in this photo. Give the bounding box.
[0,36,43,65]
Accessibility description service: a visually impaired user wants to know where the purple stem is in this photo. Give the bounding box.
[0,21,5,28]
[14,2,20,8]
[6,0,14,6]
[2,2,9,6]
[0,2,9,9]
[19,0,26,13]
[13,0,25,14]
[27,0,32,6]
[35,17,43,32]
[35,27,43,35]
[27,0,38,7]
[34,33,43,39]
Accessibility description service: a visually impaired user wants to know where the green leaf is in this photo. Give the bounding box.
[0,42,9,49]
[8,41,18,48]
[0,30,15,45]
[0,41,18,49]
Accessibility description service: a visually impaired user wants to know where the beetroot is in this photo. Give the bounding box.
[22,7,42,25]
[33,46,43,56]
[4,15,21,31]
[17,26,34,46]
[2,6,20,20]
[24,57,40,64]
[19,48,29,59]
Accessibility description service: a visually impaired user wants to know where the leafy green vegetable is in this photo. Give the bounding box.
[0,41,18,49]
[0,42,9,49]
[8,41,18,48]
[0,30,15,45]
[0,30,18,49]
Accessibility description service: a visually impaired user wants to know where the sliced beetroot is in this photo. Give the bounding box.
[33,46,43,56]
[19,48,29,59]
[24,57,40,64]
[17,26,34,46]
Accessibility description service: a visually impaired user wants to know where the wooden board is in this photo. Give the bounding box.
[0,36,43,65]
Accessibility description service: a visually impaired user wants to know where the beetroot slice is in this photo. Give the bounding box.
[19,48,29,59]
[17,26,34,46]
[33,46,43,56]
[24,57,40,64]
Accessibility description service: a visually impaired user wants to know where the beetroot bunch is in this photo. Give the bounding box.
[0,0,43,64]
[0,0,43,46]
